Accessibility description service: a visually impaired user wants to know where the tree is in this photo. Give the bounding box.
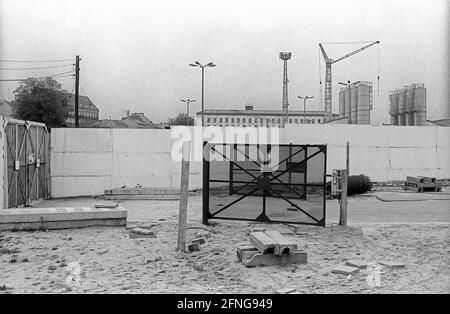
[13,77,69,127]
[168,113,195,126]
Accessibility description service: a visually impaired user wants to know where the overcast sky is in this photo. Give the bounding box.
[1,0,449,123]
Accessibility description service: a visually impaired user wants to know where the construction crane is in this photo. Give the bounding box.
[319,41,380,121]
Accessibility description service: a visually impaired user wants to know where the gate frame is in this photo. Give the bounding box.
[2,117,51,208]
[202,141,327,226]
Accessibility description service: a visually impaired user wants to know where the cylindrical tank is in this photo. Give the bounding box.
[357,85,370,124]
[339,89,346,118]
[413,87,426,126]
[344,88,351,121]
[406,88,415,114]
[398,89,406,115]
[350,86,358,124]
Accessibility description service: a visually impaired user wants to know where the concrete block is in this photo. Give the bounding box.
[275,288,297,294]
[0,207,127,231]
[250,232,277,254]
[345,260,368,269]
[236,244,258,261]
[379,261,406,269]
[331,265,360,275]
[191,237,206,245]
[188,243,200,252]
[241,250,307,267]
[129,231,157,238]
[95,203,118,208]
[264,230,297,255]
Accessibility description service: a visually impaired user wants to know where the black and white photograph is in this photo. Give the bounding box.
[0,0,449,298]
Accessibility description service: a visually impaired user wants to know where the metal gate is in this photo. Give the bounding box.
[3,118,50,208]
[203,142,327,226]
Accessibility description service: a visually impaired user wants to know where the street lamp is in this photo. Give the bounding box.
[338,80,351,124]
[189,61,216,126]
[180,99,196,126]
[297,96,314,124]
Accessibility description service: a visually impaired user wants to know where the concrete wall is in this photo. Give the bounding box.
[50,128,202,197]
[50,125,450,198]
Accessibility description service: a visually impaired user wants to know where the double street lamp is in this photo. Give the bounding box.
[180,98,196,127]
[297,96,314,124]
[189,61,216,126]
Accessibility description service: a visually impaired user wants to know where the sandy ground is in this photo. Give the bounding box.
[1,192,449,294]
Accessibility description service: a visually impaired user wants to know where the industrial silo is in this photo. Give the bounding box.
[389,91,399,125]
[406,87,415,126]
[398,88,406,126]
[350,85,358,124]
[413,84,426,126]
[356,82,371,125]
[339,88,346,118]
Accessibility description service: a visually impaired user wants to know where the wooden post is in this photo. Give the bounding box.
[339,169,348,227]
[177,141,191,251]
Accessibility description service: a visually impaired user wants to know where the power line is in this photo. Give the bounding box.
[0,64,74,71]
[321,41,374,45]
[0,59,73,63]
[0,70,75,81]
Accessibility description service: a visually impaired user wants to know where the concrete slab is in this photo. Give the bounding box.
[0,206,127,231]
[375,192,450,202]
[379,261,406,268]
[241,250,307,267]
[331,265,360,275]
[95,203,118,208]
[105,187,180,195]
[345,260,368,269]
[250,231,277,254]
[105,194,180,200]
[275,288,297,294]
[264,230,297,255]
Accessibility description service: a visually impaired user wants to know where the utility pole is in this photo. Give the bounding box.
[74,55,80,127]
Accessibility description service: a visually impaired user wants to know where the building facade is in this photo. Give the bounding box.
[196,105,338,127]
[64,93,100,127]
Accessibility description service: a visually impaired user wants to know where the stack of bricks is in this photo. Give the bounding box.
[236,231,307,267]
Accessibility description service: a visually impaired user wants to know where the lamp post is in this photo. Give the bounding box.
[297,96,314,124]
[338,80,351,124]
[189,61,216,126]
[180,99,196,126]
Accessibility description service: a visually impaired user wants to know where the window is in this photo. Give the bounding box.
[237,118,240,123]
[207,118,211,123]
[213,118,217,122]
[272,119,275,123]
[219,118,223,123]
[225,118,228,123]
[318,119,321,123]
[249,118,252,123]
[277,119,281,124]
[311,119,315,124]
[231,118,234,123]
[289,119,292,123]
[243,118,246,123]
[301,119,304,123]
[267,119,270,123]
[295,119,298,123]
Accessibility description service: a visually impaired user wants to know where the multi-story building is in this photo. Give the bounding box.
[196,105,338,127]
[63,93,100,127]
